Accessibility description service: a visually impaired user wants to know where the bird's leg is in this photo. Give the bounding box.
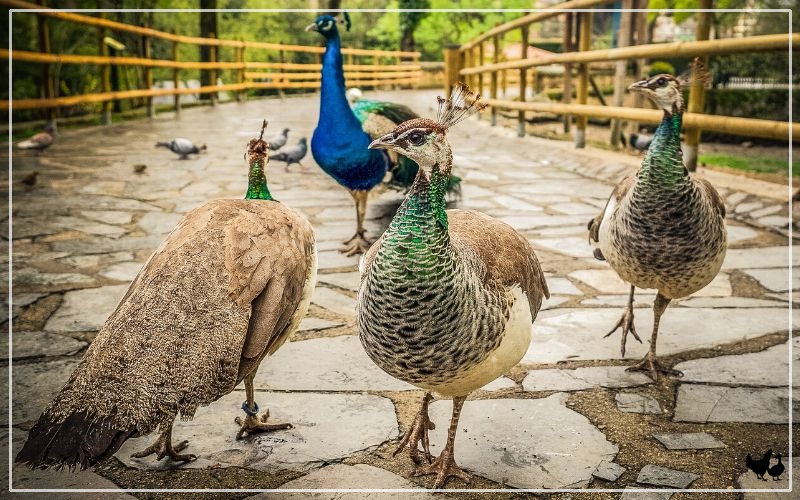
[234,373,292,440]
[130,421,196,463]
[394,392,435,465]
[627,292,682,380]
[340,190,372,256]
[603,284,642,357]
[414,395,472,489]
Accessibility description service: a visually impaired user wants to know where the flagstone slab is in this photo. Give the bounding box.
[260,464,428,498]
[44,285,128,333]
[310,287,355,320]
[673,385,795,424]
[593,460,626,482]
[137,211,183,235]
[615,393,662,415]
[569,269,731,297]
[297,316,342,332]
[636,464,698,488]
[723,247,794,270]
[652,432,726,450]
[11,358,80,425]
[116,391,398,472]
[427,394,618,489]
[674,338,797,387]
[318,271,361,292]
[742,268,798,293]
[1,331,86,359]
[254,335,414,392]
[99,262,143,282]
[522,366,651,392]
[533,237,595,259]
[524,307,787,363]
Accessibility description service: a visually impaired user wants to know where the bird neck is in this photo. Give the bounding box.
[384,165,450,249]
[245,158,273,201]
[637,110,687,187]
[319,32,363,132]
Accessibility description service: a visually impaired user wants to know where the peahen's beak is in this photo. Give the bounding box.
[305,23,318,32]
[368,133,397,151]
[628,79,649,92]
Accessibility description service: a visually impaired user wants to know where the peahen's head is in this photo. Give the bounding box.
[628,74,684,115]
[305,13,350,39]
[369,82,486,178]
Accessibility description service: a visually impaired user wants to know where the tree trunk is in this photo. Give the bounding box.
[199,0,217,90]
[400,31,414,53]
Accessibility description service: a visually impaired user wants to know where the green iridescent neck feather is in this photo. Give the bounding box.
[638,110,686,187]
[245,158,274,201]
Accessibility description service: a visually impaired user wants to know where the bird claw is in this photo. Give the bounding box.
[414,447,472,489]
[394,407,435,465]
[339,234,372,256]
[626,351,683,381]
[130,435,196,463]
[603,307,641,357]
[235,409,292,440]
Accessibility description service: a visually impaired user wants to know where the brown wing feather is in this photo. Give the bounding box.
[589,174,636,244]
[695,177,726,218]
[448,209,549,317]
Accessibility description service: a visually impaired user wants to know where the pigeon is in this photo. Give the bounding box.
[269,138,308,171]
[133,164,147,174]
[17,124,55,153]
[628,131,653,152]
[21,171,39,187]
[155,138,206,159]
[267,128,290,151]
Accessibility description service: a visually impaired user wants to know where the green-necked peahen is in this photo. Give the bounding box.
[16,122,317,470]
[587,59,726,380]
[306,14,457,256]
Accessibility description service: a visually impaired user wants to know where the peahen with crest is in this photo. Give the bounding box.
[587,59,726,380]
[306,13,458,256]
[357,83,549,488]
[16,121,317,470]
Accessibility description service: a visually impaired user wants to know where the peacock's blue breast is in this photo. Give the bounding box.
[311,127,389,191]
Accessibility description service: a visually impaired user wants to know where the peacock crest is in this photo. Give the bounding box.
[436,82,488,131]
[677,57,711,89]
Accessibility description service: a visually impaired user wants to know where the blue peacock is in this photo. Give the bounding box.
[306,13,457,255]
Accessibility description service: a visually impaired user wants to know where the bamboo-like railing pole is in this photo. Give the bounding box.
[517,23,529,137]
[172,36,180,115]
[684,0,713,172]
[485,99,796,142]
[562,12,573,134]
[98,22,112,125]
[575,11,592,148]
[478,42,485,99]
[490,35,500,125]
[461,33,800,75]
[209,32,218,106]
[609,2,632,147]
[142,33,154,117]
[443,45,461,97]
[36,7,55,125]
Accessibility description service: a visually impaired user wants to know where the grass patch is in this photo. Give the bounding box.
[699,154,799,177]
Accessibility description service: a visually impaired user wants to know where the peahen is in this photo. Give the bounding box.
[16,121,317,470]
[306,14,457,256]
[587,59,726,380]
[357,83,549,488]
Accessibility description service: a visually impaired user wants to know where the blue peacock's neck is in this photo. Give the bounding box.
[638,110,687,186]
[318,33,362,132]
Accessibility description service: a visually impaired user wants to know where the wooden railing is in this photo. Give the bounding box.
[3,0,421,122]
[445,1,798,170]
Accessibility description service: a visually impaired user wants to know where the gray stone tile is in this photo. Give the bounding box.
[318,271,361,291]
[137,211,183,235]
[310,287,355,319]
[678,296,787,308]
[550,202,599,215]
[480,376,516,391]
[636,464,698,488]
[748,205,783,218]
[620,489,673,499]
[522,366,651,392]
[758,215,790,228]
[569,269,731,296]
[1,331,86,359]
[673,385,796,424]
[735,201,763,214]
[675,338,797,387]
[11,358,80,425]
[533,237,595,259]
[81,210,133,225]
[254,335,414,392]
[45,285,128,333]
[524,308,788,363]
[116,391,398,471]
[99,262,142,282]
[742,268,798,292]
[543,276,583,295]
[427,394,618,488]
[652,432,726,450]
[297,316,342,332]
[723,247,793,270]
[592,460,626,482]
[615,393,662,414]
[11,268,96,289]
[317,250,359,271]
[726,224,759,244]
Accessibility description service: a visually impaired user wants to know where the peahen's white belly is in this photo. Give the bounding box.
[419,285,532,397]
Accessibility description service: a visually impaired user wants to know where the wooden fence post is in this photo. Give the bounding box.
[610,1,632,147]
[98,26,112,125]
[685,0,713,171]
[172,35,181,115]
[490,34,500,126]
[518,23,529,137]
[279,48,286,99]
[237,41,246,102]
[630,0,649,135]
[36,11,57,126]
[562,12,574,134]
[443,44,461,97]
[142,34,154,117]
[209,34,218,106]
[478,42,485,96]
[575,11,592,148]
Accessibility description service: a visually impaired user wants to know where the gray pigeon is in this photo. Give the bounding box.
[155,138,206,159]
[268,128,290,151]
[17,124,55,154]
[628,131,653,152]
[269,138,307,171]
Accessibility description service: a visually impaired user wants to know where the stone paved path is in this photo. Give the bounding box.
[1,89,796,496]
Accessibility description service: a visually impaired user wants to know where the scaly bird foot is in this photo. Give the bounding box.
[603,307,641,357]
[339,234,372,256]
[394,407,435,465]
[414,447,472,489]
[626,351,682,381]
[235,409,293,440]
[130,435,196,463]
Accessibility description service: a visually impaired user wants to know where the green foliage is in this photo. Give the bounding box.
[699,154,799,177]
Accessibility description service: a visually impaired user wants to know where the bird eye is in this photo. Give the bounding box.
[408,132,425,146]
[657,77,666,86]
[321,20,333,30]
